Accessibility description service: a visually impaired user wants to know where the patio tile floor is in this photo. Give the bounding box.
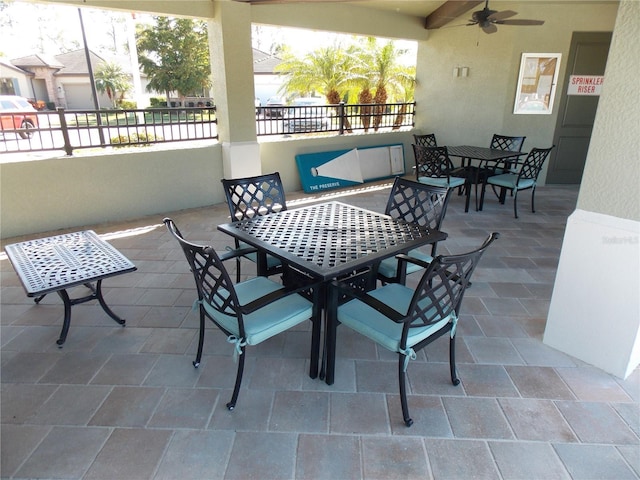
[1,179,638,479]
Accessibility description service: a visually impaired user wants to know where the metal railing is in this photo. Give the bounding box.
[256,101,415,137]
[0,106,218,155]
[1,101,415,155]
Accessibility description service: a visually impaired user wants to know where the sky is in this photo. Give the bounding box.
[0,1,415,63]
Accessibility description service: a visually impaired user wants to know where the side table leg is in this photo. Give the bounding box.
[95,280,127,326]
[56,289,72,347]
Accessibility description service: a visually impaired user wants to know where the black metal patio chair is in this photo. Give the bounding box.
[377,177,452,285]
[329,232,499,427]
[221,172,287,282]
[164,217,321,411]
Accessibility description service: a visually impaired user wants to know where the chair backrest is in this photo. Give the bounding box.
[490,134,526,152]
[406,233,499,331]
[413,145,455,180]
[221,172,287,222]
[164,218,244,336]
[413,133,438,147]
[385,177,452,232]
[517,146,555,182]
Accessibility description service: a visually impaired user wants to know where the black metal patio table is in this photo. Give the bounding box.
[447,145,527,211]
[4,230,137,346]
[218,200,447,385]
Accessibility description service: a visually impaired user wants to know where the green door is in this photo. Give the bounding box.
[547,32,612,184]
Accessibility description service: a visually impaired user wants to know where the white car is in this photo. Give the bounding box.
[284,97,329,133]
[264,96,286,118]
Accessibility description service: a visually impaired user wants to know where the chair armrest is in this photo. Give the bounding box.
[330,280,407,323]
[220,245,258,261]
[395,253,432,270]
[240,278,323,314]
[491,156,522,174]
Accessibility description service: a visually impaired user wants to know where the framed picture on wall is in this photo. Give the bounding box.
[513,53,561,114]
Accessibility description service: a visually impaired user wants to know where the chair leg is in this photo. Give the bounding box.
[531,186,537,213]
[463,181,471,213]
[449,335,460,386]
[398,356,413,427]
[479,181,487,211]
[236,258,241,283]
[193,309,206,368]
[227,345,246,410]
[513,190,519,218]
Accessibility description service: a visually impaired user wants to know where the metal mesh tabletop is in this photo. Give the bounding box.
[219,201,446,280]
[448,145,526,161]
[5,230,136,296]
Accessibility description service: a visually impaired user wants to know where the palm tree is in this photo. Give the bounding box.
[393,65,416,129]
[370,40,412,131]
[354,38,376,132]
[275,44,357,131]
[94,62,131,108]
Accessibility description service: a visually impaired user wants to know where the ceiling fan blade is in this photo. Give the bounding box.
[482,23,498,34]
[495,19,545,26]
[487,10,517,21]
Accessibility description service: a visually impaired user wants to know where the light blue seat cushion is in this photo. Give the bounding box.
[418,176,465,189]
[488,173,535,190]
[377,249,433,279]
[236,241,282,268]
[202,276,312,345]
[337,283,452,354]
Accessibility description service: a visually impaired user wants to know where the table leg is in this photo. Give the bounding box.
[53,280,126,346]
[320,283,338,385]
[56,289,72,347]
[94,279,127,327]
[309,286,322,379]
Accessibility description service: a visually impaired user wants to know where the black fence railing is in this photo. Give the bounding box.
[256,102,416,137]
[1,101,415,155]
[0,107,218,155]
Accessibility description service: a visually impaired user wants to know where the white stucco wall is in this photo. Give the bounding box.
[544,0,640,378]
[0,143,225,238]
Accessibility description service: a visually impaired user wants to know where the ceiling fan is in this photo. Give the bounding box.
[467,0,545,34]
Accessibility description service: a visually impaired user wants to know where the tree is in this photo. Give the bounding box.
[360,38,413,131]
[94,62,131,108]
[276,44,360,132]
[136,16,211,106]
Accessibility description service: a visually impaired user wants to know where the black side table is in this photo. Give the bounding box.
[4,230,137,346]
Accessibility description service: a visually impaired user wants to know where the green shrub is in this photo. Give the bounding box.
[149,97,166,107]
[118,100,137,110]
[110,132,162,147]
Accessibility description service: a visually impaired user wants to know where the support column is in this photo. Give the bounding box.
[544,0,640,379]
[208,1,261,178]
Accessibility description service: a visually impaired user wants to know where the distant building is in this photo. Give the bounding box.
[1,48,283,110]
[253,48,284,106]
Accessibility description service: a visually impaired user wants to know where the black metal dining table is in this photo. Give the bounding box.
[4,230,137,346]
[217,200,447,385]
[447,145,527,211]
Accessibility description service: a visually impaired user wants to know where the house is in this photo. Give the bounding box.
[0,58,35,99]
[252,47,283,106]
[7,49,147,109]
[2,47,282,110]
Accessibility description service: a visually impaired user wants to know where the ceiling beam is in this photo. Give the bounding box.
[425,0,484,29]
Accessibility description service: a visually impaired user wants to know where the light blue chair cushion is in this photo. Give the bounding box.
[236,241,282,268]
[377,249,434,279]
[418,176,465,189]
[488,173,535,190]
[202,276,313,345]
[337,283,452,354]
